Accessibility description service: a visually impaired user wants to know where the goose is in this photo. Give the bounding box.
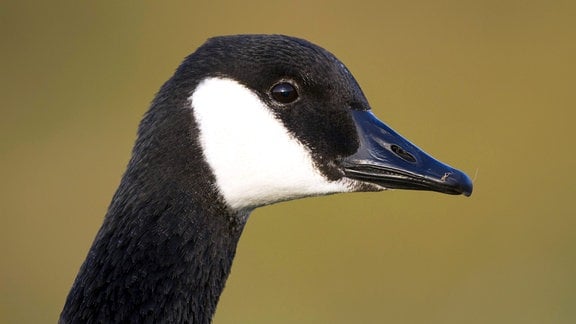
[60,34,473,323]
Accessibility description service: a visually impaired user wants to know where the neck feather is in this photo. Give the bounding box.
[60,175,247,323]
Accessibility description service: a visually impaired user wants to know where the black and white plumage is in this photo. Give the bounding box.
[60,34,472,323]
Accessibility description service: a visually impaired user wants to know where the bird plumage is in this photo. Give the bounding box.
[60,34,472,323]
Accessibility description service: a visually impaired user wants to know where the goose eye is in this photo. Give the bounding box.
[271,82,298,104]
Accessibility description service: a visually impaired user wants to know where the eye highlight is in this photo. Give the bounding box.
[270,82,298,104]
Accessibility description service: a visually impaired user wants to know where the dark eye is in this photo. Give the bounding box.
[271,82,298,104]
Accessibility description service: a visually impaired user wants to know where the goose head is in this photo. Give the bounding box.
[184,35,472,211]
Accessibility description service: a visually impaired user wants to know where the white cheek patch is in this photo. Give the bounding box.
[190,77,352,210]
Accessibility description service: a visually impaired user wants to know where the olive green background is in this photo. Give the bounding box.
[1,1,574,323]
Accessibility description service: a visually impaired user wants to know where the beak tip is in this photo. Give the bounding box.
[452,170,474,197]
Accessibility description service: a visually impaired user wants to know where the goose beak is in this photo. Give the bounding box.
[342,110,473,196]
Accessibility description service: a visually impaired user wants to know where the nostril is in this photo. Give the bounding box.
[390,144,416,163]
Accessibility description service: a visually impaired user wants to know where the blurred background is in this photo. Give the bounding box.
[1,0,574,323]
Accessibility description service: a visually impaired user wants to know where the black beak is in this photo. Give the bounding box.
[342,110,473,196]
